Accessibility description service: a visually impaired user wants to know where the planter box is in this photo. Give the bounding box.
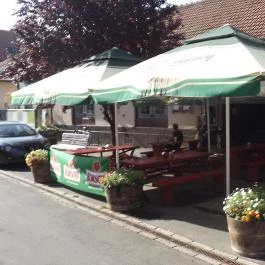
[39,130,61,145]
[227,216,265,258]
[105,185,143,212]
[31,162,52,183]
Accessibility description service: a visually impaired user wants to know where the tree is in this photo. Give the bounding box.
[7,0,183,145]
[102,104,116,145]
[7,0,182,82]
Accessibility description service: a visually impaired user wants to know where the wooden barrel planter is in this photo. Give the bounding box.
[227,216,265,258]
[105,185,143,212]
[31,162,52,183]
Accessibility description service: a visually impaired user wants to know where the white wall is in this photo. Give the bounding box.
[117,102,135,127]
[52,105,72,125]
[7,109,35,128]
[168,104,202,129]
[94,102,135,127]
[50,102,201,130]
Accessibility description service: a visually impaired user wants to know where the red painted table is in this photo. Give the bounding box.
[230,143,265,179]
[121,150,209,170]
[65,144,139,158]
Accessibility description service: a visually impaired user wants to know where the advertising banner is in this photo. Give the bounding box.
[49,148,109,197]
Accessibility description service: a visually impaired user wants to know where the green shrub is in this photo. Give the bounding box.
[25,149,49,167]
[99,168,145,188]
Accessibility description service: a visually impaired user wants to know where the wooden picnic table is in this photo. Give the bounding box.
[230,142,265,154]
[121,150,223,206]
[229,143,265,179]
[65,144,139,158]
[121,150,209,170]
[141,142,186,157]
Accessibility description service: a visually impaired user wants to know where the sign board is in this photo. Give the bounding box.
[49,147,109,197]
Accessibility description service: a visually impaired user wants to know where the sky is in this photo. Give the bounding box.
[0,0,198,30]
[0,0,18,30]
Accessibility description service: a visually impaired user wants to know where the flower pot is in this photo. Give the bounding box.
[39,130,61,145]
[30,161,51,183]
[105,185,143,212]
[226,216,265,258]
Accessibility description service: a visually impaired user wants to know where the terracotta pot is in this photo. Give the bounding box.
[227,216,265,258]
[105,185,143,212]
[30,161,51,183]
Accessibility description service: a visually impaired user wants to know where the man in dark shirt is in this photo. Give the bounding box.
[165,123,183,151]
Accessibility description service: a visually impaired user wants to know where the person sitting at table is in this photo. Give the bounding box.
[164,123,183,152]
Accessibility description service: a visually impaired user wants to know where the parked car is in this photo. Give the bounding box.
[0,121,48,164]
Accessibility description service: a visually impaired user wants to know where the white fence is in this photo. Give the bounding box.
[6,109,36,128]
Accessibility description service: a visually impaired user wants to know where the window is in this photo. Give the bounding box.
[74,104,94,118]
[137,105,166,117]
[140,106,150,115]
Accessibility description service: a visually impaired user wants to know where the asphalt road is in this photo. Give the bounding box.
[0,172,207,265]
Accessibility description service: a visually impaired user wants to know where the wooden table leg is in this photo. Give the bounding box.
[159,186,175,206]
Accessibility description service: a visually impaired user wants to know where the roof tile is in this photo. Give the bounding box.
[177,0,265,40]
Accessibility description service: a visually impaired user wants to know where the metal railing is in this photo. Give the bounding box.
[60,126,196,147]
[89,130,171,147]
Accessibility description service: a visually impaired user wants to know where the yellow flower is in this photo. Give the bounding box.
[241,216,248,222]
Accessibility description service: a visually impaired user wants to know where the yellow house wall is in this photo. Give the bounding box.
[0,80,17,108]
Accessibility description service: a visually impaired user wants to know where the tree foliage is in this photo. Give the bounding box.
[7,0,182,82]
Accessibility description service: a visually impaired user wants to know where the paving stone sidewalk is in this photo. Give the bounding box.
[0,159,264,265]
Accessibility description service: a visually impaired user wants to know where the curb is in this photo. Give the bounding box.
[0,170,260,265]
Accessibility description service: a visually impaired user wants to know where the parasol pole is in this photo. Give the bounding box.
[206,99,211,153]
[114,103,120,169]
[225,97,230,196]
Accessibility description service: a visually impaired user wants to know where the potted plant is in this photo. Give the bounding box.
[223,183,265,258]
[25,149,51,183]
[99,168,145,212]
[36,125,61,145]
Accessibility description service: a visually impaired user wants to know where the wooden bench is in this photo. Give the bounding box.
[141,147,188,158]
[140,150,154,157]
[61,131,92,147]
[242,157,265,181]
[152,168,224,206]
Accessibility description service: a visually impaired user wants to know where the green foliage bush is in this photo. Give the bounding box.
[37,125,61,134]
[25,149,49,167]
[99,168,145,188]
